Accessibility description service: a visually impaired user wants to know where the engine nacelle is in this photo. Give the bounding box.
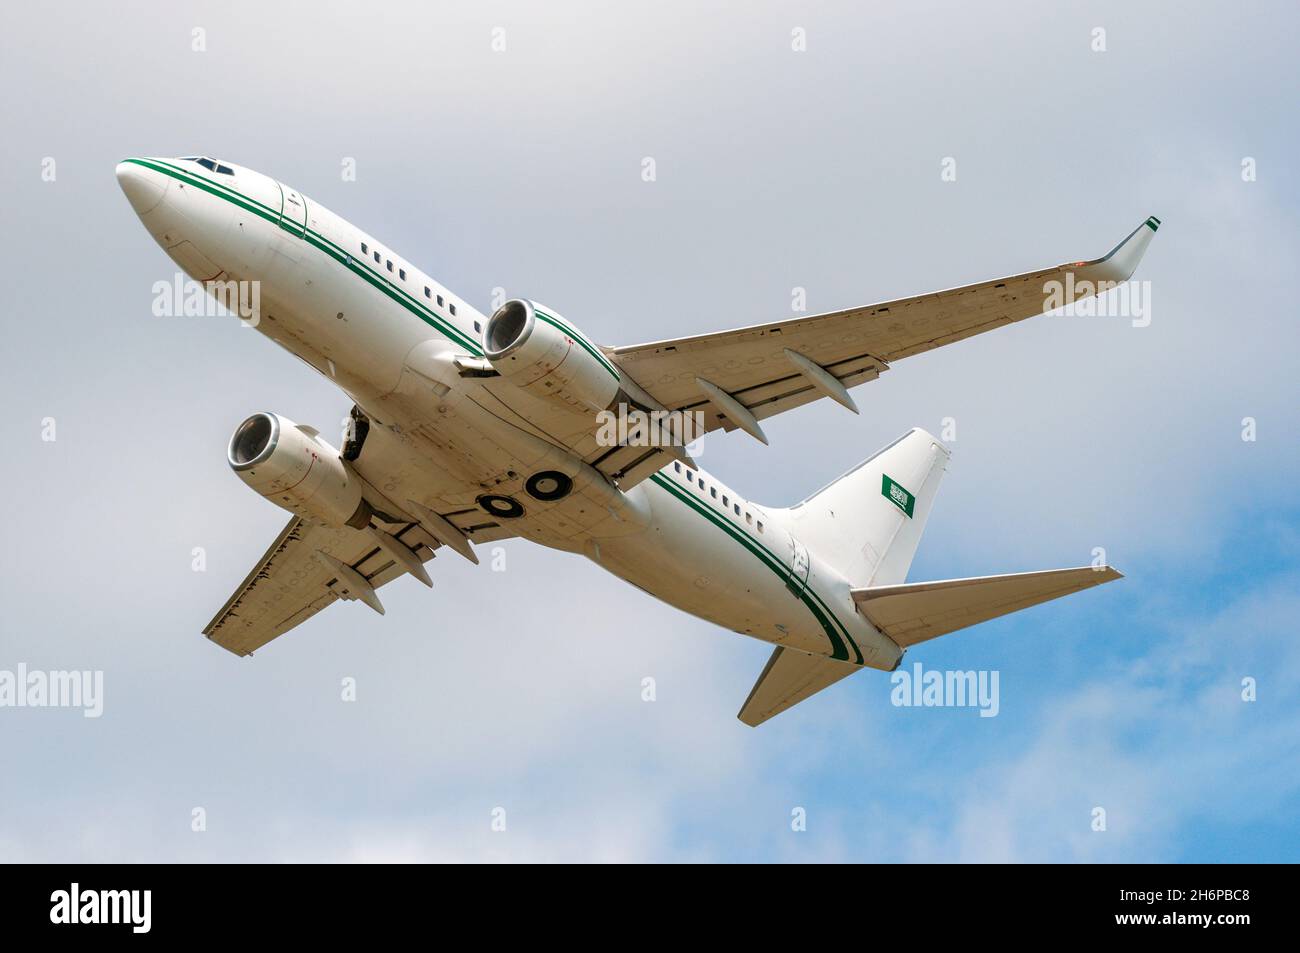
[483,299,620,412]
[227,412,371,528]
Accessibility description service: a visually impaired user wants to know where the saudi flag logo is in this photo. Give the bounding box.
[882,474,915,518]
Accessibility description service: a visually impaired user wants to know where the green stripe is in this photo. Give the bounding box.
[652,472,861,663]
[533,308,619,381]
[649,472,862,664]
[124,158,482,355]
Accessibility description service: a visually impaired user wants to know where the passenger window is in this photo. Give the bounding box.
[362,243,368,254]
[722,495,728,507]
[734,504,741,515]
[757,521,764,532]
[399,269,406,280]
[698,478,705,490]
[424,287,431,299]
[437,295,444,307]
[450,304,457,316]
[386,260,393,272]
[373,252,380,263]
[710,487,717,499]
[673,462,681,473]
[745,513,753,524]
[474,321,482,332]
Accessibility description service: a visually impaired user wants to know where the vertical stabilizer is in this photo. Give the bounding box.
[783,428,950,586]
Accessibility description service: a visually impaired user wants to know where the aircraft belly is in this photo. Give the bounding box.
[584,481,835,656]
[364,376,650,546]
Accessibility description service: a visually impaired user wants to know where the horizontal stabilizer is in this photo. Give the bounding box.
[737,646,862,727]
[851,566,1122,648]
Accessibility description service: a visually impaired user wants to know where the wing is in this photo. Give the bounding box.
[737,645,863,727]
[203,510,512,657]
[609,216,1159,444]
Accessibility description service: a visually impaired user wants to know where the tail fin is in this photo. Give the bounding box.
[784,428,950,586]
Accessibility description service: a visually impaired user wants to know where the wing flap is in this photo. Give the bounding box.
[851,566,1123,649]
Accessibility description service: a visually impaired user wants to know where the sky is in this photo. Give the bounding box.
[1,0,1297,862]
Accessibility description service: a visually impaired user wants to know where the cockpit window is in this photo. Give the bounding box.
[185,157,234,175]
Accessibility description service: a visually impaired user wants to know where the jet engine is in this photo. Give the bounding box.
[227,412,372,528]
[483,299,620,412]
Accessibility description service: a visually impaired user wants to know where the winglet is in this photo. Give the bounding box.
[1078,215,1160,284]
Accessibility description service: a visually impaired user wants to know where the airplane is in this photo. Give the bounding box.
[115,155,1157,725]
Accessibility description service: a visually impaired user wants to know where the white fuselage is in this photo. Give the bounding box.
[116,157,899,670]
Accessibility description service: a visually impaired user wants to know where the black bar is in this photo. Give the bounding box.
[3,863,1285,940]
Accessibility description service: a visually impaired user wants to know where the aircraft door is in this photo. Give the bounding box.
[276,181,308,238]
[787,533,810,597]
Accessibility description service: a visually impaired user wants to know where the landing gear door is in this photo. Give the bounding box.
[276,181,308,238]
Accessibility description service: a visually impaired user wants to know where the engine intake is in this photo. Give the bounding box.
[228,412,371,528]
[483,299,620,412]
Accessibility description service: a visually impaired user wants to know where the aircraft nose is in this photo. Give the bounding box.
[115,160,166,215]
